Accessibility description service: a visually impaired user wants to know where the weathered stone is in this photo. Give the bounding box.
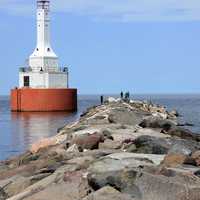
[134,135,200,155]
[23,170,90,200]
[66,144,80,153]
[87,168,141,198]
[169,110,179,117]
[134,136,169,154]
[192,151,200,166]
[139,116,175,130]
[108,108,146,126]
[82,186,134,200]
[99,139,122,150]
[167,127,200,141]
[87,152,164,197]
[0,187,8,200]
[67,156,95,169]
[88,153,163,175]
[101,129,114,140]
[125,144,137,152]
[3,176,32,197]
[160,153,188,167]
[71,132,105,150]
[30,134,67,154]
[134,168,200,200]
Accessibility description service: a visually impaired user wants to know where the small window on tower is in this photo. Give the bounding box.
[47,48,50,52]
[24,76,30,87]
[36,48,39,51]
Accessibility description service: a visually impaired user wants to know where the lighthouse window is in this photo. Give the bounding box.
[36,48,39,51]
[24,76,30,87]
[47,48,50,52]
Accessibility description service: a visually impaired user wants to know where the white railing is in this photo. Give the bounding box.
[19,67,69,73]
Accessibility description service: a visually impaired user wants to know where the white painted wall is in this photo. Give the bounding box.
[19,71,68,88]
[48,73,68,88]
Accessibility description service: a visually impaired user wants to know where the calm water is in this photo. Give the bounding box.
[1,94,200,160]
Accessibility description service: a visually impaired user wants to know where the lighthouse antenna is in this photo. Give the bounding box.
[37,0,50,10]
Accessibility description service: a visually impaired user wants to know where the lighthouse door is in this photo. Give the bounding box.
[24,76,30,87]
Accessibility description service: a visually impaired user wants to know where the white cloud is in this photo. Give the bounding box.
[0,0,200,22]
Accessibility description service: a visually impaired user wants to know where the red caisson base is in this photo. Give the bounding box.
[11,88,77,112]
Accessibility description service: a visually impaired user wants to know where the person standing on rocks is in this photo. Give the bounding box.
[124,92,130,102]
[100,95,104,105]
[120,91,124,99]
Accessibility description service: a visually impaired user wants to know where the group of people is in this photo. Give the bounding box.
[100,91,131,104]
[120,91,130,100]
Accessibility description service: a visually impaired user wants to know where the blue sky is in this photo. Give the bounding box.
[1,0,200,95]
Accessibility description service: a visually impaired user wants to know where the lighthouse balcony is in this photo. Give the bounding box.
[19,67,68,73]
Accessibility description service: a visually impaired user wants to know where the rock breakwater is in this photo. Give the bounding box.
[1,98,200,200]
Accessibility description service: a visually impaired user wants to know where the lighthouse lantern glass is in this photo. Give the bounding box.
[37,1,50,10]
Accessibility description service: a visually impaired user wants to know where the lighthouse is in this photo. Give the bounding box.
[11,0,77,112]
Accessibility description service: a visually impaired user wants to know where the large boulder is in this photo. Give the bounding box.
[133,135,200,155]
[30,134,67,154]
[160,153,189,168]
[87,153,164,198]
[88,168,141,199]
[134,136,169,154]
[23,170,91,200]
[71,132,105,150]
[134,168,200,200]
[88,156,200,200]
[139,116,175,130]
[108,107,148,126]
[2,176,32,197]
[167,127,200,141]
[82,186,134,200]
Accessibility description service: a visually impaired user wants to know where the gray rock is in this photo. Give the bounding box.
[18,170,91,200]
[139,116,175,130]
[134,168,200,200]
[82,186,134,200]
[71,132,105,150]
[87,153,164,198]
[99,139,122,150]
[125,144,137,152]
[87,168,141,199]
[167,127,200,141]
[108,108,147,126]
[88,162,200,200]
[134,135,200,155]
[0,187,8,200]
[134,136,169,154]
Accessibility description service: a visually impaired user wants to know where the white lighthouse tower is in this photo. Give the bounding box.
[19,0,68,88]
[11,0,77,112]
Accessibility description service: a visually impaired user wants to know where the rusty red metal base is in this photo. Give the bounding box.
[11,88,77,112]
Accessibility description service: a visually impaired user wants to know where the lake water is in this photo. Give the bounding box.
[1,94,200,160]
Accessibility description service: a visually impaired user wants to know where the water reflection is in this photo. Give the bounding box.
[11,111,78,149]
[0,95,100,160]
